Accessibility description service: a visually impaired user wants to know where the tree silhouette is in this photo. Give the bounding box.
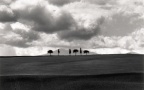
[83,50,89,55]
[48,50,53,56]
[69,49,71,55]
[73,49,78,56]
[80,48,82,55]
[58,49,60,56]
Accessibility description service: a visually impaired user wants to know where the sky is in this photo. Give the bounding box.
[0,0,144,56]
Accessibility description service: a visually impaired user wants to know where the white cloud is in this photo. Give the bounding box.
[116,0,144,19]
[63,2,112,19]
[0,23,5,29]
[89,28,144,50]
[10,0,44,10]
[11,22,30,31]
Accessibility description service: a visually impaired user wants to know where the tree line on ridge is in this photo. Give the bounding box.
[47,48,89,56]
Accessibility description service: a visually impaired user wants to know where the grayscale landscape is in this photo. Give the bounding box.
[0,0,144,90]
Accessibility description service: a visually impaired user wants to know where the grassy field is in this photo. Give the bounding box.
[0,73,143,90]
[0,54,143,75]
[0,54,144,90]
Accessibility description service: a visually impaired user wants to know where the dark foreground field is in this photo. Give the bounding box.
[0,73,143,90]
[0,54,144,90]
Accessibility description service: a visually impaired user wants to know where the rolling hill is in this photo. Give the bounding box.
[0,54,143,90]
[0,54,143,76]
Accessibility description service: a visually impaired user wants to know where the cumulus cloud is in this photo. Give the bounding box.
[58,2,110,40]
[9,29,40,47]
[58,17,104,41]
[8,0,143,41]
[0,5,17,22]
[31,10,75,33]
[0,0,144,55]
[14,28,144,55]
[115,0,144,19]
[11,23,40,42]
[89,28,144,50]
[0,22,40,47]
[10,0,76,33]
[10,1,108,41]
[16,28,144,55]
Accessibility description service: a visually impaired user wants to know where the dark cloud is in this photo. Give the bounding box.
[58,17,105,41]
[4,40,30,47]
[58,27,100,41]
[48,0,79,6]
[14,5,75,33]
[0,6,17,22]
[7,1,105,42]
[32,11,76,33]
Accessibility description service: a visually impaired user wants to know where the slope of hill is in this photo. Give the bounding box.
[0,54,143,76]
[0,54,143,90]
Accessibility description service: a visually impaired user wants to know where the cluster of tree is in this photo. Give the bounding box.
[47,48,89,56]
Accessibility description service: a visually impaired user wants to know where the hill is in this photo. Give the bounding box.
[0,54,143,76]
[0,54,143,90]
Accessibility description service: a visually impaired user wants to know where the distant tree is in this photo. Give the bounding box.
[73,49,78,56]
[80,48,82,55]
[83,50,89,55]
[69,49,71,55]
[58,49,60,56]
[48,50,53,56]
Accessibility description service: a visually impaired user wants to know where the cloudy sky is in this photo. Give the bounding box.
[0,0,144,56]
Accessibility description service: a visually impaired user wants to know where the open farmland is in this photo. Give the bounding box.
[0,54,143,75]
[0,54,144,90]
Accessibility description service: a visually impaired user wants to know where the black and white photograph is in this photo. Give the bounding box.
[0,0,144,90]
